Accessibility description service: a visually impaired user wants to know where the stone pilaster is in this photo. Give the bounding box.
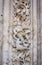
[2,0,10,65]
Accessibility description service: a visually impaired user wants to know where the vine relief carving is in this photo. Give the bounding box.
[8,0,32,65]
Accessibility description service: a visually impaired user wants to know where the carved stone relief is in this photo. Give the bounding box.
[8,0,32,65]
[0,0,42,65]
[2,0,37,65]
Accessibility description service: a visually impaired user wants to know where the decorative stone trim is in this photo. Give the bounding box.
[2,0,37,65]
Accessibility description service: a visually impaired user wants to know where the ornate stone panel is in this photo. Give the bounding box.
[8,0,32,65]
[2,0,37,65]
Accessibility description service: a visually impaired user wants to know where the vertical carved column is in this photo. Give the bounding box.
[8,0,33,65]
[2,0,38,65]
[2,0,10,65]
[32,0,37,65]
[41,0,42,65]
[0,0,4,65]
[37,0,41,65]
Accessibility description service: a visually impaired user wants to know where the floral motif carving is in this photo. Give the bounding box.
[9,0,32,65]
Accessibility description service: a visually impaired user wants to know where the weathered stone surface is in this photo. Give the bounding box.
[0,0,40,65]
[8,0,32,65]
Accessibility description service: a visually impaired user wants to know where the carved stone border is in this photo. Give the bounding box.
[9,0,33,65]
[1,0,38,65]
[32,0,37,65]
